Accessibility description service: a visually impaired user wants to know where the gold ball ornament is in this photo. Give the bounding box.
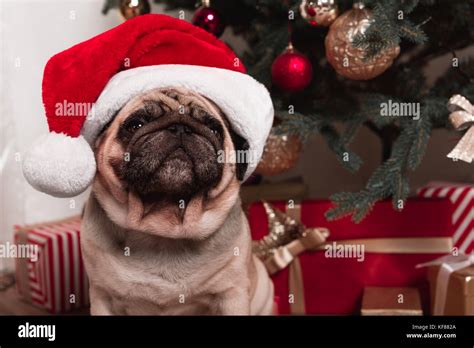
[325,2,400,80]
[120,0,151,20]
[256,132,303,176]
[299,0,339,27]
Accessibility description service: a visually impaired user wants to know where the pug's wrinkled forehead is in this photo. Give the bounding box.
[112,87,230,130]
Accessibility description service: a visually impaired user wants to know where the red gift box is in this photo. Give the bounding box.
[14,217,89,313]
[249,198,454,315]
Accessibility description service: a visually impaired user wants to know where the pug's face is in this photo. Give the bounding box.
[92,88,248,239]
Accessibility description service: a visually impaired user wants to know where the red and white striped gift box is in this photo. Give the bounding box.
[418,182,474,254]
[14,216,89,313]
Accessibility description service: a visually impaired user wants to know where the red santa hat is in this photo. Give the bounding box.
[23,14,273,197]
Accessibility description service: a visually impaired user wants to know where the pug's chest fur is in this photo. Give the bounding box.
[85,242,236,314]
[81,194,251,315]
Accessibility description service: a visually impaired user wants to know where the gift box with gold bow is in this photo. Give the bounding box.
[418,254,474,315]
[249,199,455,315]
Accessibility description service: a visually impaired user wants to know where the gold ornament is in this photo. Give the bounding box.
[299,0,339,27]
[446,94,474,163]
[256,132,302,176]
[325,2,400,80]
[120,0,151,20]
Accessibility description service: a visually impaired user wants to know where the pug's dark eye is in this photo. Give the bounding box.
[203,115,223,138]
[118,111,152,144]
[128,120,143,131]
[124,117,146,133]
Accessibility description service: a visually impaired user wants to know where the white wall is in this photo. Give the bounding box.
[0,0,124,271]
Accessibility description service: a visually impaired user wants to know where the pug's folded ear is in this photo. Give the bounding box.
[228,129,249,181]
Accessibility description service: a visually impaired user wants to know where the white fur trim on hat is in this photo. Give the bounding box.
[82,65,274,180]
[23,133,96,197]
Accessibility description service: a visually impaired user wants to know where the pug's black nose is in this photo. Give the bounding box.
[167,124,192,135]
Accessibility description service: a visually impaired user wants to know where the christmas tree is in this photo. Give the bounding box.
[103,0,474,222]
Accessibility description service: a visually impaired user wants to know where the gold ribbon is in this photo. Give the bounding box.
[258,203,453,315]
[447,94,474,163]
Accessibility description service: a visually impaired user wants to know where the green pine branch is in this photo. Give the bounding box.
[326,97,437,222]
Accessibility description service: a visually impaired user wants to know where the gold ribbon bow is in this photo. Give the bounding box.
[447,94,474,163]
[253,202,329,314]
[264,227,329,275]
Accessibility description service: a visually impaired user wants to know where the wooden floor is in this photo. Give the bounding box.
[0,286,89,316]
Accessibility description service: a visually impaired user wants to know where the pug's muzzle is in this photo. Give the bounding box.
[116,102,226,202]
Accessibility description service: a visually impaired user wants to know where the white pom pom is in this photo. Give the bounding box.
[23,133,96,197]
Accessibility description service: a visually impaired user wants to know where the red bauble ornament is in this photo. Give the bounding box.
[271,44,313,92]
[192,6,225,37]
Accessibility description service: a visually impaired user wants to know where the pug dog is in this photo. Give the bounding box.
[80,87,274,315]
